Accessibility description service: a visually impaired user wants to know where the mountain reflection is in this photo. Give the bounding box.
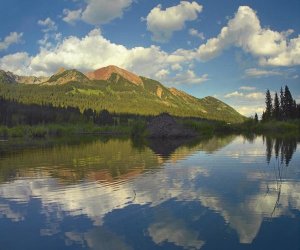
[0,135,236,184]
[0,135,300,249]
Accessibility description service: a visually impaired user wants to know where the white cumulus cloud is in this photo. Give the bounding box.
[189,28,205,40]
[0,52,32,75]
[0,32,23,51]
[171,70,209,85]
[63,0,133,25]
[155,69,170,79]
[235,106,265,117]
[146,1,203,43]
[63,9,82,25]
[0,29,208,85]
[38,18,57,33]
[197,6,300,66]
[37,18,61,49]
[223,89,266,117]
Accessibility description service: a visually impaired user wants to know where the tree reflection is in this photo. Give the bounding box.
[263,136,298,166]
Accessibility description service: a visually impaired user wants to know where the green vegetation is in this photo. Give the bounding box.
[181,117,300,137]
[233,119,300,136]
[2,68,299,139]
[0,71,245,123]
[130,120,148,138]
[0,123,131,138]
[261,85,300,122]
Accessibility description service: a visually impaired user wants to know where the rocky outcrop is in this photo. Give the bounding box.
[147,113,196,138]
[86,65,143,86]
[156,86,163,98]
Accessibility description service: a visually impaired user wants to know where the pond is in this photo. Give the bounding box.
[0,135,299,250]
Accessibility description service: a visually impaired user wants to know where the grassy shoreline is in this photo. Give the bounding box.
[0,119,299,139]
[0,123,131,138]
[180,119,300,138]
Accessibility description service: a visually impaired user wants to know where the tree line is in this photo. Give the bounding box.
[260,85,300,122]
[0,97,154,127]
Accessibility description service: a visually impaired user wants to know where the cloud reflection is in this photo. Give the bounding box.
[0,135,299,247]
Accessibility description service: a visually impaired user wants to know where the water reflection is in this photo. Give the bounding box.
[148,208,205,249]
[264,135,298,166]
[65,228,133,250]
[0,135,299,249]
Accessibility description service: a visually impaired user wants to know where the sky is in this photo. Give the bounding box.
[0,0,299,117]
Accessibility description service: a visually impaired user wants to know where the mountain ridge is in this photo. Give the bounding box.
[0,66,245,123]
[0,69,48,84]
[46,69,90,85]
[86,65,143,86]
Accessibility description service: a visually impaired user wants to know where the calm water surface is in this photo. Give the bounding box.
[0,135,299,250]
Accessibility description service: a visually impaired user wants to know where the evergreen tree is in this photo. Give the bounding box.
[297,104,300,119]
[95,109,113,125]
[261,111,266,122]
[279,87,285,120]
[292,100,297,119]
[284,85,294,120]
[264,89,273,121]
[272,92,280,120]
[254,113,258,123]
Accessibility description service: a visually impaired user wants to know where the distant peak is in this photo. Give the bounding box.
[55,67,66,75]
[47,68,89,85]
[106,65,120,70]
[86,65,143,85]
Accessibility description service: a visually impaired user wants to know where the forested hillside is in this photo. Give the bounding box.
[0,66,245,123]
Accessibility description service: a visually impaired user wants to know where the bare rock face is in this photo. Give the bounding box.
[86,65,143,85]
[147,113,196,138]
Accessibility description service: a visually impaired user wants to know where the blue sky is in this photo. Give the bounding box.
[0,0,299,116]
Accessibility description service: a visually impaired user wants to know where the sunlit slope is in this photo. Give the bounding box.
[0,68,245,123]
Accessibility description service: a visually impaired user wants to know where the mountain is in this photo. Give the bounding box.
[0,70,48,84]
[0,70,16,84]
[0,66,245,123]
[46,68,90,85]
[86,65,143,86]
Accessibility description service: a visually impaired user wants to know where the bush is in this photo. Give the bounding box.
[130,120,147,138]
[8,126,26,137]
[29,126,48,138]
[0,126,8,137]
[182,120,215,136]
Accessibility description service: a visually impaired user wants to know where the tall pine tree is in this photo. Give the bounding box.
[280,87,285,120]
[264,89,273,121]
[272,92,280,120]
[254,113,258,123]
[284,85,294,120]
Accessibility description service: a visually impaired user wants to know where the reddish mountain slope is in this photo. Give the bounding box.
[86,65,143,85]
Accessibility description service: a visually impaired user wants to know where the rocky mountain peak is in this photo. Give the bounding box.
[86,65,143,85]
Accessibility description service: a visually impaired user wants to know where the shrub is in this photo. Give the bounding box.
[130,120,147,138]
